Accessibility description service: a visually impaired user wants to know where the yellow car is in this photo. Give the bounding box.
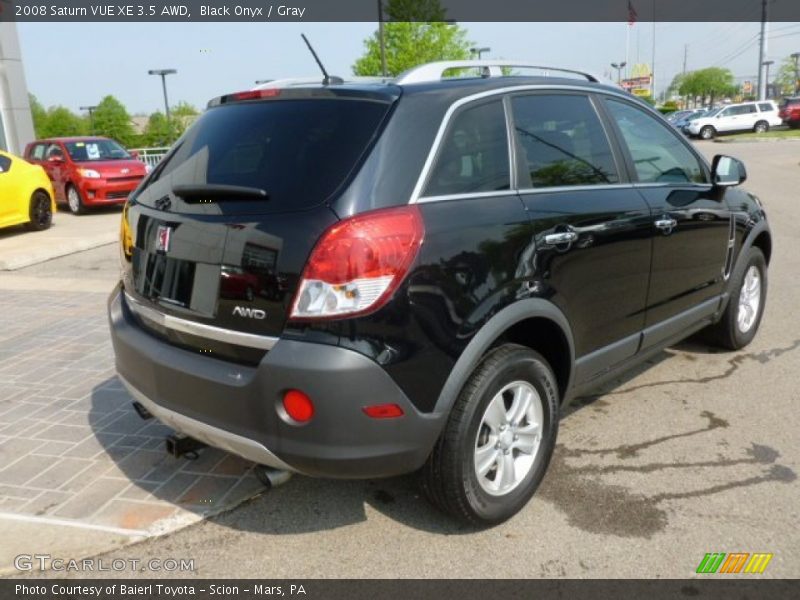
[0,149,56,231]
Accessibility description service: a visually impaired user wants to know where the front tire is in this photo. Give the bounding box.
[700,125,716,140]
[754,120,769,134]
[420,344,559,525]
[26,191,53,231]
[66,185,86,215]
[703,247,767,350]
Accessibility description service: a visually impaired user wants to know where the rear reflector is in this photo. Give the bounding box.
[282,390,314,423]
[362,404,405,419]
[290,205,424,321]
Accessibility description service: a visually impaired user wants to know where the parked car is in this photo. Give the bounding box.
[109,61,771,525]
[665,109,693,123]
[24,137,148,215]
[0,150,55,232]
[686,101,782,139]
[778,97,800,128]
[672,109,707,132]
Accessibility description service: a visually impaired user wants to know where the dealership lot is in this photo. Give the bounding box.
[1,140,798,578]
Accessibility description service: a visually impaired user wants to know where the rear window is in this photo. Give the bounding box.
[138,98,390,211]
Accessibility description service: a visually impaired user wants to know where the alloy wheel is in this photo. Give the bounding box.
[474,381,543,496]
[737,265,761,333]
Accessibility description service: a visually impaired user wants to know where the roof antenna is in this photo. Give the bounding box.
[301,33,343,85]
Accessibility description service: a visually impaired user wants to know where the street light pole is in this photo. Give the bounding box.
[470,47,491,59]
[79,105,98,134]
[611,61,627,86]
[148,69,177,122]
[762,60,774,99]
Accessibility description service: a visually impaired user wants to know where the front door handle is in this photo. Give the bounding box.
[545,231,578,245]
[654,218,677,231]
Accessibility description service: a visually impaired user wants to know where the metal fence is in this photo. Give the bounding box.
[130,147,170,168]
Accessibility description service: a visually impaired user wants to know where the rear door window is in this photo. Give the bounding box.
[139,98,391,212]
[423,99,510,197]
[511,94,619,188]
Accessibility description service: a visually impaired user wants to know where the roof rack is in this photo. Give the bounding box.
[395,60,601,85]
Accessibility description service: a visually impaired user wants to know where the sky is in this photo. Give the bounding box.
[17,21,800,115]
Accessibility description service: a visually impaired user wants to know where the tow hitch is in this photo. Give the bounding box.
[165,433,207,459]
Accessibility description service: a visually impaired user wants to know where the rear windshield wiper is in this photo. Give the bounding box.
[172,184,269,201]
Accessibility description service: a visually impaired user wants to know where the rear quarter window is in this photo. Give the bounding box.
[423,99,510,197]
[758,103,775,112]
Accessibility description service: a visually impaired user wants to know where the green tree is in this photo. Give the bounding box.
[679,67,736,107]
[39,107,87,138]
[143,111,173,147]
[170,101,199,138]
[29,94,49,138]
[774,56,799,97]
[92,95,136,146]
[353,0,472,77]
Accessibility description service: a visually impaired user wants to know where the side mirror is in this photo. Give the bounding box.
[711,155,746,187]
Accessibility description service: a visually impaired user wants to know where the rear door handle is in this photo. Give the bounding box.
[545,231,578,245]
[654,218,677,231]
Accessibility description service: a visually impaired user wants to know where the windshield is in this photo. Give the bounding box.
[139,98,391,212]
[704,107,723,117]
[686,111,707,121]
[65,139,131,161]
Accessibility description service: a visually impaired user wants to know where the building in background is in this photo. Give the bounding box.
[0,22,35,154]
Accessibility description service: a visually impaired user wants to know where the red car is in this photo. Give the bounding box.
[24,137,148,214]
[778,97,800,129]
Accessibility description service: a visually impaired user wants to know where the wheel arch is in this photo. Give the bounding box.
[433,299,575,416]
[31,187,53,201]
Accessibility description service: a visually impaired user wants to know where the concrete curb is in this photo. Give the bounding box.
[0,238,116,271]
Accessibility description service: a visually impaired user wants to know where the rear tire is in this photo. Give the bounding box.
[26,191,53,231]
[754,120,769,134]
[702,247,767,350]
[420,344,559,525]
[700,125,716,140]
[66,185,86,215]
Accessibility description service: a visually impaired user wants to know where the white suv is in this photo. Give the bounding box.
[687,101,782,139]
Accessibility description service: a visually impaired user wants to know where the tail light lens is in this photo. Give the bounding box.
[290,206,424,320]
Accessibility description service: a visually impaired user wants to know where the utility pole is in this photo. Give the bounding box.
[683,44,688,74]
[378,0,387,77]
[756,0,769,101]
[763,60,775,99]
[651,0,657,100]
[792,52,800,95]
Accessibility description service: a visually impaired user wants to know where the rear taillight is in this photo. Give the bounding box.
[290,206,424,320]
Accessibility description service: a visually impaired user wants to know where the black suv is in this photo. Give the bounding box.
[109,61,771,525]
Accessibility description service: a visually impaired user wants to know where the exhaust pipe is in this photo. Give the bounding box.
[165,434,207,458]
[255,465,292,488]
[132,401,153,420]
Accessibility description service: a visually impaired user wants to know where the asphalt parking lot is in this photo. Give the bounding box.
[2,140,799,579]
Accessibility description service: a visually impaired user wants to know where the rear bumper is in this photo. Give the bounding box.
[108,286,443,478]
